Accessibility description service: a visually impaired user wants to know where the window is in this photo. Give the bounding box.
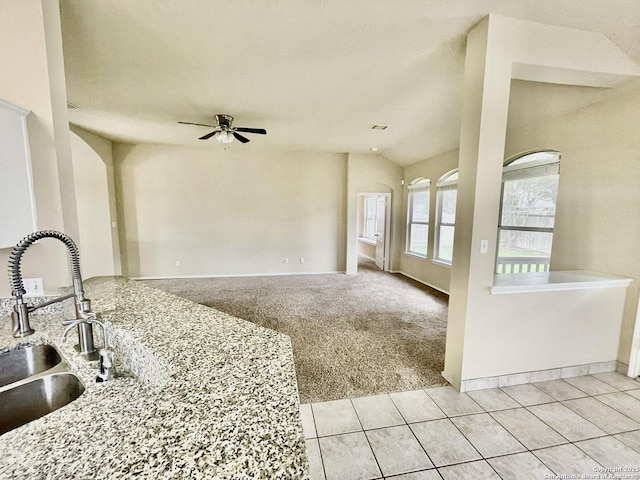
[406,178,430,257]
[434,170,458,264]
[497,151,561,274]
[363,196,377,241]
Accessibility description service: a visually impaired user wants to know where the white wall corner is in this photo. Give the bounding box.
[446,14,640,386]
[492,14,640,87]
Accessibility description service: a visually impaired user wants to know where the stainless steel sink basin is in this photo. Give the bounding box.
[0,345,62,387]
[0,373,84,435]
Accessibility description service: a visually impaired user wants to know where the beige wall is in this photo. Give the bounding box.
[114,144,347,277]
[70,126,121,276]
[401,150,458,293]
[505,81,640,366]
[358,240,376,259]
[0,0,76,297]
[443,16,640,388]
[69,129,118,278]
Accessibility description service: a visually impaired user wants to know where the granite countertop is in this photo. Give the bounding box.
[0,277,308,479]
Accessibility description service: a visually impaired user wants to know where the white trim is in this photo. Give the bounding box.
[0,100,37,247]
[357,192,392,272]
[132,271,344,280]
[628,296,640,378]
[358,237,376,246]
[397,271,450,295]
[406,179,430,257]
[431,259,452,269]
[359,253,376,261]
[403,251,427,260]
[381,192,392,271]
[490,270,633,295]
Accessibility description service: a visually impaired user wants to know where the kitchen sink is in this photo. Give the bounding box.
[0,345,62,387]
[0,373,85,435]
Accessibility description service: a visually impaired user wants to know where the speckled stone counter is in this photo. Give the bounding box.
[0,277,308,479]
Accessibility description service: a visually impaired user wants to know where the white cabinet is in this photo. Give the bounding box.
[0,99,37,248]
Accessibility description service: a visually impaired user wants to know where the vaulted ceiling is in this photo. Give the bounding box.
[60,0,640,166]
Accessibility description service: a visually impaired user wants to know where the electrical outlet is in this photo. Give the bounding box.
[300,257,305,264]
[175,260,181,267]
[23,278,44,297]
[284,258,289,264]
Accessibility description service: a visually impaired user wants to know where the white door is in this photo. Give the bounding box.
[375,195,386,270]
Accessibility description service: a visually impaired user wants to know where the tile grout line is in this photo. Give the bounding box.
[420,385,521,475]
[531,378,589,402]
[451,411,529,461]
[349,397,384,480]
[422,385,484,418]
[523,402,608,442]
[308,403,328,480]
[570,433,620,469]
[396,409,441,475]
[486,406,572,476]
[515,389,620,470]
[487,404,572,450]
[498,383,556,407]
[589,390,640,426]
[563,374,618,396]
[549,383,640,436]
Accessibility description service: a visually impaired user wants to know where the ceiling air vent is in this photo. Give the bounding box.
[67,102,79,110]
[369,124,389,130]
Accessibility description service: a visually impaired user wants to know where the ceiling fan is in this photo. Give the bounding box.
[178,114,266,144]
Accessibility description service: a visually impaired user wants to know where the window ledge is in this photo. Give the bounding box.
[490,270,633,295]
[404,252,427,260]
[358,237,376,246]
[431,259,452,269]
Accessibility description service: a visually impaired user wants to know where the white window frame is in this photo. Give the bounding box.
[496,150,561,274]
[434,170,458,266]
[406,178,430,258]
[363,196,377,242]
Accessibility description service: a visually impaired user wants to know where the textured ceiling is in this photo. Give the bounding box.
[59,0,640,166]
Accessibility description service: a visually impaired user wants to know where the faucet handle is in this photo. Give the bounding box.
[79,309,97,321]
[96,347,116,382]
[60,319,85,344]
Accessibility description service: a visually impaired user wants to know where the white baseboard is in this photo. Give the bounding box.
[395,270,450,295]
[132,271,344,280]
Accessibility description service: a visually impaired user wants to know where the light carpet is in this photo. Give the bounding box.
[141,258,449,403]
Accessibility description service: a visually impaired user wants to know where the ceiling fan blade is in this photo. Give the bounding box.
[233,132,250,143]
[234,127,267,135]
[199,131,218,140]
[179,121,215,128]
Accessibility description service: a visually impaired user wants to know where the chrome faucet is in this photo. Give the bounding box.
[8,230,100,361]
[61,316,116,382]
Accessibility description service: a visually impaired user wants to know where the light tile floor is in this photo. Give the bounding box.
[300,372,640,480]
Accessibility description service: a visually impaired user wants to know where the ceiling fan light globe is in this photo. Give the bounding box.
[217,130,234,144]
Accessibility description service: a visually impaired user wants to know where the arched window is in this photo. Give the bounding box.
[434,170,458,265]
[497,150,561,274]
[406,178,430,257]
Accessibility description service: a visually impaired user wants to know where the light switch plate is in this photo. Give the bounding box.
[23,277,44,297]
[480,240,489,254]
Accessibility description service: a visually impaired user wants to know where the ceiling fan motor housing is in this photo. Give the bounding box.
[216,114,233,129]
